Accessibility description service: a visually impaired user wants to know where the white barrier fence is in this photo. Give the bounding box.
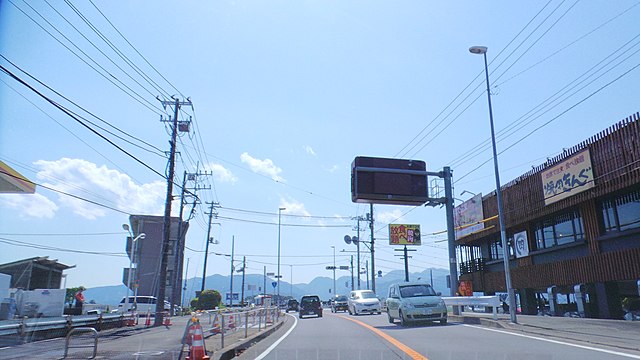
[196,307,280,349]
[441,296,500,320]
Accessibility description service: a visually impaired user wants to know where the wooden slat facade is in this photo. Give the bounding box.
[457,112,640,293]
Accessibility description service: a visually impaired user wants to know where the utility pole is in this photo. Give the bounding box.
[368,204,376,294]
[350,255,354,291]
[395,245,416,282]
[171,170,210,315]
[240,256,246,306]
[229,235,235,307]
[156,97,191,327]
[201,202,219,292]
[352,215,365,290]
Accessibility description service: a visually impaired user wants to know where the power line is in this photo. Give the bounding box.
[0,168,132,215]
[87,0,185,99]
[0,63,171,183]
[8,0,165,115]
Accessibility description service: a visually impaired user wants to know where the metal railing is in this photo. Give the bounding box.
[0,313,126,343]
[63,327,98,359]
[442,296,500,320]
[197,306,281,349]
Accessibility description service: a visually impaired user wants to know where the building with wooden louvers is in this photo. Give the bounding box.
[456,112,640,319]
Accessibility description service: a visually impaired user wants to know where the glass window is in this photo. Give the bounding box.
[533,210,584,250]
[489,239,503,260]
[602,189,640,232]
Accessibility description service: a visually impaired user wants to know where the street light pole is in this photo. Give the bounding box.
[469,45,517,324]
[277,207,286,302]
[122,224,145,312]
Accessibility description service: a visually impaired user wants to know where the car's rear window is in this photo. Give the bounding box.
[302,296,319,304]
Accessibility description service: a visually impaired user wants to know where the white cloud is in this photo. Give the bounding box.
[0,193,58,218]
[376,209,406,226]
[206,163,237,183]
[240,152,284,182]
[34,158,166,219]
[279,198,311,218]
[327,165,340,173]
[303,145,316,156]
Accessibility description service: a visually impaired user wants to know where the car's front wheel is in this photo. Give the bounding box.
[440,318,447,325]
[398,310,407,327]
[387,311,394,324]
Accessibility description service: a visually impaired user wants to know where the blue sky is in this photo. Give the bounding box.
[1,0,639,292]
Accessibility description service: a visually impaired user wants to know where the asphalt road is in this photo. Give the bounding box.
[238,309,640,360]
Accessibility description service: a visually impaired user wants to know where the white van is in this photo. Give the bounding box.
[117,296,170,315]
[385,282,447,326]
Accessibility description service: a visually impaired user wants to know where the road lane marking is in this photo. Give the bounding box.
[339,315,429,360]
[254,313,298,360]
[464,325,640,359]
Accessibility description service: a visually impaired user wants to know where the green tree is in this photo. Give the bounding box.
[192,290,221,310]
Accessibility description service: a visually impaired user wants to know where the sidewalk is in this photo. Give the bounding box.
[449,310,640,353]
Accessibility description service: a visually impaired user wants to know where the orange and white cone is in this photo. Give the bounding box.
[228,313,236,329]
[186,323,210,360]
[145,310,151,326]
[211,315,220,335]
[163,311,172,326]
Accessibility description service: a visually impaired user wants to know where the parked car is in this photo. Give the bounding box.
[286,299,299,313]
[348,290,381,315]
[299,295,322,318]
[330,295,348,313]
[116,296,171,316]
[385,282,447,326]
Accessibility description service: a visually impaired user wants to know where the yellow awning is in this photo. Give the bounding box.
[0,160,36,194]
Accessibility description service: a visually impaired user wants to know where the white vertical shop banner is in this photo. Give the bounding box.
[514,231,530,258]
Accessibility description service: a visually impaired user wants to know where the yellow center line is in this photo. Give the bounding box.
[338,315,429,360]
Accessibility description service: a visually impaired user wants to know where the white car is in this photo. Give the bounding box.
[348,290,381,315]
[385,282,447,326]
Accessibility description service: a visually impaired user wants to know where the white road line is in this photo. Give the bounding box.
[254,313,298,360]
[464,324,640,359]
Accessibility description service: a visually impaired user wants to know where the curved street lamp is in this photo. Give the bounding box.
[122,224,146,312]
[469,45,517,324]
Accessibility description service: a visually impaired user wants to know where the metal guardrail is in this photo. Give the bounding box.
[63,327,98,359]
[442,296,500,320]
[0,314,125,342]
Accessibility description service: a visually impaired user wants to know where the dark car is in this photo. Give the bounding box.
[331,295,348,313]
[299,295,322,318]
[286,299,299,313]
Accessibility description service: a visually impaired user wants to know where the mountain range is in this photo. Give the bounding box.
[83,268,451,307]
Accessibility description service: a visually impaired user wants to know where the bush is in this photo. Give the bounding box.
[191,290,222,310]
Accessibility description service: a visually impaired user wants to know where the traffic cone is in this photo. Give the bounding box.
[125,311,136,326]
[163,311,172,326]
[186,323,210,360]
[145,310,151,326]
[211,315,220,335]
[228,313,235,329]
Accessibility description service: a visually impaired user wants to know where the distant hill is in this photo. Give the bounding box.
[82,268,450,306]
